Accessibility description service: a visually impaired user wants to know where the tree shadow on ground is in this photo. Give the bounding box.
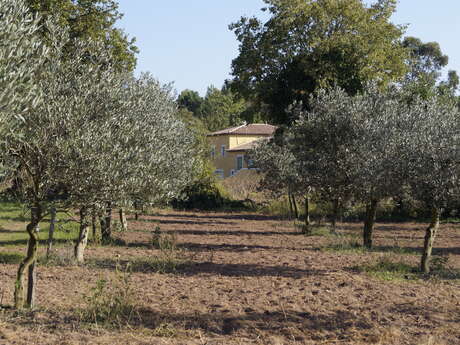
[0,238,72,247]
[388,303,460,323]
[134,308,374,340]
[5,306,376,342]
[177,242,284,252]
[150,213,280,221]
[163,229,300,236]
[87,257,323,278]
[133,218,232,226]
[0,216,27,222]
[0,229,25,234]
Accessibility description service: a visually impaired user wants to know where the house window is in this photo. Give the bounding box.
[211,145,215,159]
[214,169,224,179]
[230,169,236,176]
[247,159,255,168]
[236,155,244,171]
[221,145,226,157]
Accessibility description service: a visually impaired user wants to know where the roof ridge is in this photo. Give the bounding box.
[228,124,247,133]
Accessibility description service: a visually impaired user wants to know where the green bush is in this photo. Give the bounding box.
[172,180,225,210]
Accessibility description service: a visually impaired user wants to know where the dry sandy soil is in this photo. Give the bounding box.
[0,210,459,345]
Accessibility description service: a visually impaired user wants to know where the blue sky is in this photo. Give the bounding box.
[117,1,460,96]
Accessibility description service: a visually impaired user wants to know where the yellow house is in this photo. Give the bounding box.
[207,123,276,178]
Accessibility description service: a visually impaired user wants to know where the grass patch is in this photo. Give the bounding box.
[442,217,460,224]
[296,224,346,237]
[0,202,80,247]
[355,257,417,281]
[322,237,366,254]
[0,251,24,264]
[354,256,460,282]
[322,236,419,255]
[130,250,185,274]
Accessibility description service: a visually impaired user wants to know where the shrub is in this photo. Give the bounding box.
[172,180,225,210]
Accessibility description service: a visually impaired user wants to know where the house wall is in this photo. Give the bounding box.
[229,135,263,148]
[208,134,257,178]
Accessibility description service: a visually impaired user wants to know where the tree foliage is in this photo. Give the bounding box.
[402,36,459,99]
[177,89,203,115]
[198,86,247,131]
[230,0,408,125]
[0,1,195,307]
[0,0,47,138]
[25,0,138,72]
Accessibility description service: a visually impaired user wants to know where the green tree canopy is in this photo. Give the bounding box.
[177,89,203,115]
[198,86,247,131]
[26,0,138,72]
[229,0,408,125]
[402,36,459,99]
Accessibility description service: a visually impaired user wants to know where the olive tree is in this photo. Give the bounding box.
[62,73,197,262]
[0,0,52,309]
[349,87,405,248]
[1,14,116,306]
[396,97,460,273]
[290,88,360,234]
[249,137,303,220]
[290,86,407,245]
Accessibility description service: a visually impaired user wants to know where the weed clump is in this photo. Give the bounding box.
[150,226,177,250]
[78,263,138,328]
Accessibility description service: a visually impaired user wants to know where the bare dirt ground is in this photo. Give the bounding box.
[0,210,459,345]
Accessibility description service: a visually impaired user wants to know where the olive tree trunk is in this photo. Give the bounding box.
[46,207,56,258]
[100,202,112,243]
[74,208,90,263]
[287,191,293,220]
[91,213,99,243]
[303,194,311,234]
[292,194,299,219]
[330,198,339,235]
[133,200,140,220]
[15,205,41,309]
[421,207,440,273]
[363,199,379,249]
[119,208,128,232]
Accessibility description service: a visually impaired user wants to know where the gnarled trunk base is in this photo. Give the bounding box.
[363,199,379,249]
[421,207,440,273]
[75,208,90,263]
[119,208,128,232]
[15,206,41,309]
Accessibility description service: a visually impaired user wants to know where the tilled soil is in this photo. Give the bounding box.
[0,211,459,345]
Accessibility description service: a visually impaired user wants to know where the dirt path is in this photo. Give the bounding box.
[0,211,459,344]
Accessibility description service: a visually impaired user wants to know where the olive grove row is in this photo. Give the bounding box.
[251,86,460,274]
[0,0,197,309]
